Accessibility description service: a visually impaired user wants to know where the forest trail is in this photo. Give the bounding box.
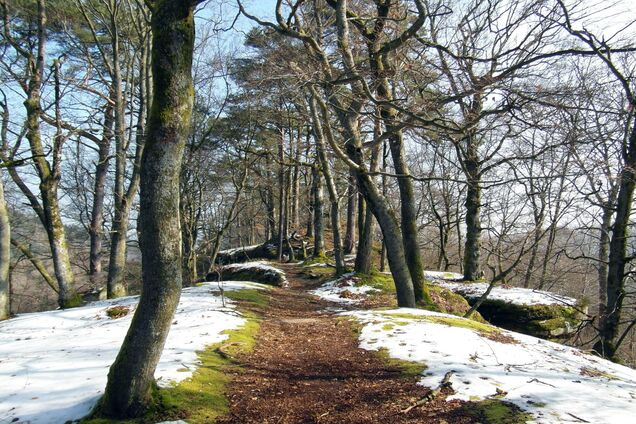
[215,264,474,424]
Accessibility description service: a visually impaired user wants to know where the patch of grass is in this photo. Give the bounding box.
[423,315,500,335]
[461,399,533,424]
[158,313,260,423]
[375,347,427,378]
[354,271,395,293]
[302,254,331,267]
[380,311,424,320]
[378,311,515,343]
[382,323,395,331]
[224,288,269,308]
[105,306,130,319]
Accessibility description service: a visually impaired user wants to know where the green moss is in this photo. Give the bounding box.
[224,288,269,308]
[302,254,331,267]
[382,323,395,331]
[380,311,424,320]
[375,347,427,378]
[354,271,396,293]
[425,285,486,322]
[62,292,84,308]
[424,315,501,336]
[105,306,130,319]
[158,313,260,423]
[84,289,265,424]
[463,399,532,424]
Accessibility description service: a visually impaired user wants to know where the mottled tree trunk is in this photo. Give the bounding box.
[277,127,286,261]
[0,175,9,320]
[106,47,148,298]
[89,101,113,284]
[462,147,482,281]
[21,2,77,308]
[312,165,325,257]
[372,50,429,302]
[309,96,344,274]
[594,123,636,360]
[343,170,357,254]
[99,0,198,417]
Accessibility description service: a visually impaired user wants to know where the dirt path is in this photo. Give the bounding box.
[216,264,475,423]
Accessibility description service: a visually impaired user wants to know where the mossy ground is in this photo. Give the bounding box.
[354,271,485,321]
[83,288,265,424]
[105,306,130,319]
[346,316,529,423]
[301,254,332,267]
[344,317,427,379]
[461,399,533,423]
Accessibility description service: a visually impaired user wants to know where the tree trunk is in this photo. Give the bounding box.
[343,170,357,254]
[106,47,148,298]
[312,165,325,257]
[309,96,344,274]
[594,123,636,360]
[277,127,285,261]
[372,50,429,302]
[89,100,114,285]
[0,175,10,320]
[596,203,613,331]
[462,150,482,281]
[99,0,198,417]
[19,0,78,308]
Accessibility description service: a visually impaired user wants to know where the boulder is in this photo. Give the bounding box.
[423,271,588,340]
[206,262,287,287]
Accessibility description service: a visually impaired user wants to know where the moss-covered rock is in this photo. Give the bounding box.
[426,285,486,323]
[474,299,587,339]
[430,280,588,340]
[206,262,287,287]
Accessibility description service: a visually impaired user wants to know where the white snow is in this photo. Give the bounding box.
[346,308,636,424]
[423,270,577,306]
[423,270,464,281]
[435,281,577,306]
[0,281,269,424]
[310,273,379,304]
[222,261,287,285]
[218,244,261,256]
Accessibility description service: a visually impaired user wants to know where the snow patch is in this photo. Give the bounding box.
[346,308,636,423]
[423,270,577,306]
[436,281,576,306]
[310,273,379,304]
[0,281,269,424]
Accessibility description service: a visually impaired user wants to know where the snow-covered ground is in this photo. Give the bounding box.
[424,270,578,306]
[346,308,636,424]
[0,281,269,424]
[310,273,379,304]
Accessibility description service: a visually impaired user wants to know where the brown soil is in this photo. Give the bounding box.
[216,264,478,424]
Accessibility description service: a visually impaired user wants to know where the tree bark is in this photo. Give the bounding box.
[343,170,357,254]
[89,100,113,285]
[21,1,78,308]
[106,45,148,298]
[309,95,344,274]
[99,0,198,417]
[594,123,636,360]
[312,165,325,257]
[462,137,482,281]
[0,174,9,320]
